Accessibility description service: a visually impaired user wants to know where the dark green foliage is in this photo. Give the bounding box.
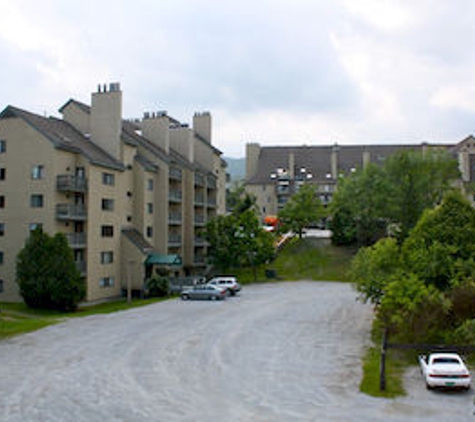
[17,229,85,311]
[352,191,475,344]
[205,209,275,273]
[145,275,170,297]
[278,183,325,238]
[330,149,459,246]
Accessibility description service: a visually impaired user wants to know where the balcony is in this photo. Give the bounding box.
[66,232,86,248]
[168,190,182,203]
[168,212,182,225]
[194,236,208,246]
[56,203,87,221]
[75,261,87,275]
[194,173,205,187]
[207,176,217,189]
[169,167,182,181]
[207,198,217,208]
[194,255,206,265]
[168,233,182,246]
[57,175,87,192]
[195,194,205,206]
[194,214,205,226]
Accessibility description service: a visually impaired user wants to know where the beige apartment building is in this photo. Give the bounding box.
[0,83,226,303]
[245,139,475,221]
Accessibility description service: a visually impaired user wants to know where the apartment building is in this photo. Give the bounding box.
[0,83,226,303]
[245,140,475,221]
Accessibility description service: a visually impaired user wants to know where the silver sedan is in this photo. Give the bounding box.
[181,285,227,301]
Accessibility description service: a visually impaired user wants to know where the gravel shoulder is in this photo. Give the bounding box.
[0,282,473,421]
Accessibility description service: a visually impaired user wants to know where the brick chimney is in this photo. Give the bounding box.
[193,112,211,143]
[91,83,123,161]
[141,111,170,154]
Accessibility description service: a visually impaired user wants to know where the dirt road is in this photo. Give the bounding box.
[0,282,473,421]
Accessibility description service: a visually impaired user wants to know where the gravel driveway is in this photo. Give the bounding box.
[0,282,474,421]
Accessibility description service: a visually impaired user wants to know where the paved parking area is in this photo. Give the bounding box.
[0,282,473,421]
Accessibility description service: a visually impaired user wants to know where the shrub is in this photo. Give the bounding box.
[17,229,85,311]
[145,275,170,297]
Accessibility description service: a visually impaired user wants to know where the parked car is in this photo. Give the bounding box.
[181,285,227,301]
[419,352,471,390]
[207,276,241,296]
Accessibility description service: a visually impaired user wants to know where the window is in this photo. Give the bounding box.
[0,251,3,264]
[30,194,44,208]
[99,277,114,288]
[0,223,4,236]
[102,173,115,186]
[100,251,114,264]
[0,196,4,208]
[0,140,5,153]
[0,168,5,180]
[146,226,153,238]
[31,165,45,180]
[147,178,154,191]
[29,223,43,231]
[101,225,114,237]
[101,198,114,211]
[0,279,3,293]
[147,203,153,214]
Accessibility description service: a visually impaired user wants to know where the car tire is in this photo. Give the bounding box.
[426,383,432,390]
[181,294,189,300]
[229,289,235,296]
[210,295,217,301]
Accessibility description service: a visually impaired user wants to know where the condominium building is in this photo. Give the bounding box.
[0,83,226,303]
[245,139,475,221]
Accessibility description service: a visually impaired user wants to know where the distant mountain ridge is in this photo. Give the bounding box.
[224,156,245,181]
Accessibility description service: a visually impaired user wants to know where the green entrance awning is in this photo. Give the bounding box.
[145,254,182,266]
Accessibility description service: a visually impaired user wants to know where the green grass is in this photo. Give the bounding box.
[360,346,408,398]
[233,236,356,284]
[0,296,170,341]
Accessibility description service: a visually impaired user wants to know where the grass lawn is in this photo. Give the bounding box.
[0,297,169,341]
[233,236,356,284]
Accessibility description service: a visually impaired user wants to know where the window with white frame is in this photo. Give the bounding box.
[0,279,3,293]
[102,172,115,186]
[31,165,45,180]
[0,251,3,264]
[0,223,4,236]
[0,140,5,153]
[147,203,153,214]
[99,277,114,287]
[0,196,4,209]
[29,223,43,231]
[30,194,44,208]
[101,198,114,211]
[0,168,5,180]
[101,225,114,237]
[100,251,114,264]
[147,178,154,191]
[146,226,153,238]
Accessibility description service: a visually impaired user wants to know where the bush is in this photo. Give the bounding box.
[145,275,170,297]
[17,229,85,311]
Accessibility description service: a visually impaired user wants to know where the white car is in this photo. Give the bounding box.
[207,276,241,296]
[419,352,471,390]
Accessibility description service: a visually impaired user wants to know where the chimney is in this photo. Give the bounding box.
[288,152,295,179]
[193,112,211,143]
[331,143,339,179]
[246,143,261,181]
[142,111,170,154]
[91,82,123,161]
[170,124,194,163]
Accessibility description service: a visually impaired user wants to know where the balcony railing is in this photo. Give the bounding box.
[75,261,87,275]
[194,215,205,226]
[207,198,217,208]
[168,190,183,202]
[56,204,87,221]
[195,194,205,206]
[57,175,87,192]
[66,232,86,248]
[169,167,182,181]
[168,233,182,245]
[194,174,205,187]
[194,236,208,246]
[207,176,217,189]
[168,212,182,225]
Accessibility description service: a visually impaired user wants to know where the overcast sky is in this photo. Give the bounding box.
[1,0,475,157]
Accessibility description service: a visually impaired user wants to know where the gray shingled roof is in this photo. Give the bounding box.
[246,143,455,184]
[0,106,125,171]
[122,227,155,255]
